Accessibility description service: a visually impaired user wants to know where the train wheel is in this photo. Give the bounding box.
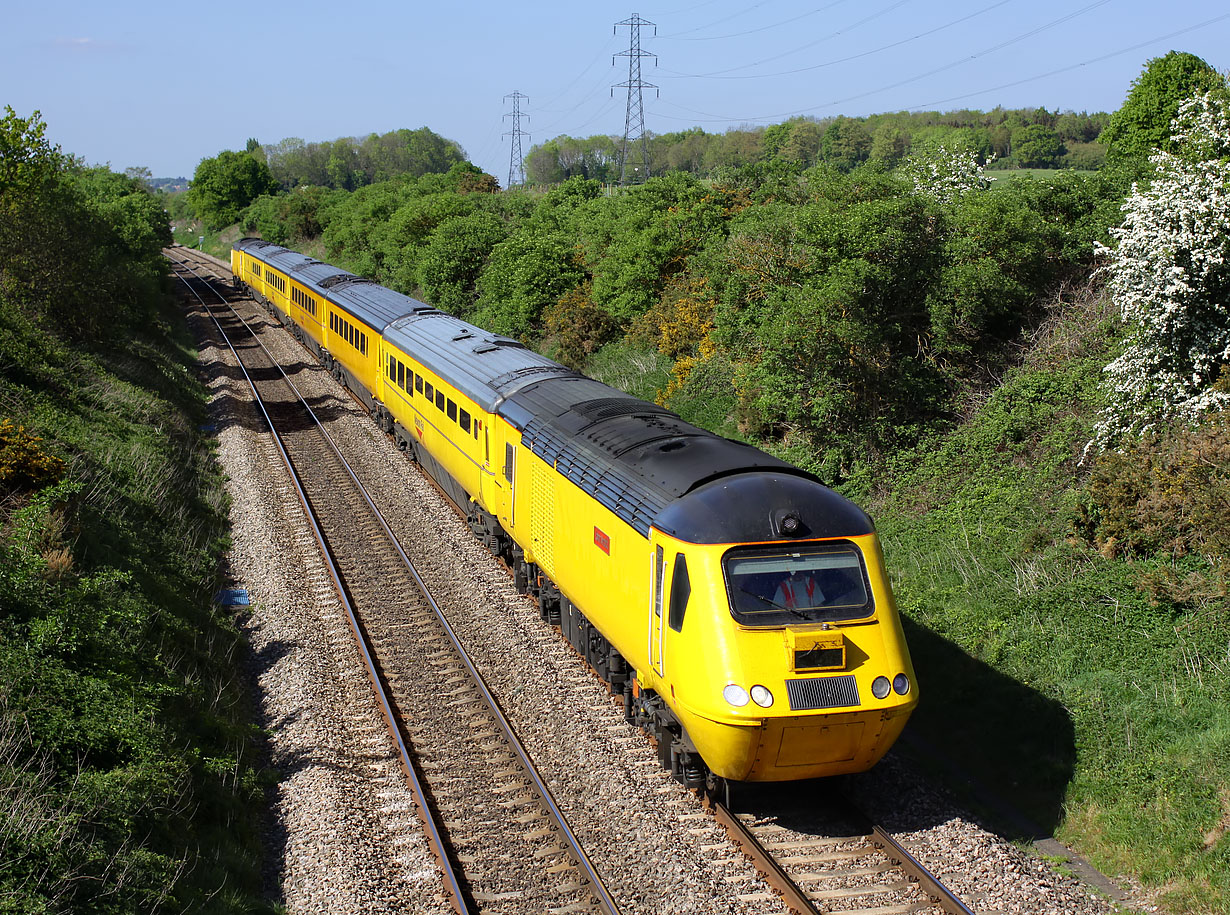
[705,773,732,809]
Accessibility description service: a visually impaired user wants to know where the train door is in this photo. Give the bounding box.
[500,441,515,529]
[650,544,667,676]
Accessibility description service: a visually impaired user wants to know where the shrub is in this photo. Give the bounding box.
[1093,91,1230,448]
[0,419,65,499]
[542,282,618,369]
[1077,409,1230,561]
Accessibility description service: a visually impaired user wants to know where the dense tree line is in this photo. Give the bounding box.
[523,105,1111,184]
[257,126,468,191]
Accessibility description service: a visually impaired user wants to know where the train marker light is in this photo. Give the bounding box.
[723,684,750,707]
[893,673,911,695]
[750,685,774,708]
[871,676,891,700]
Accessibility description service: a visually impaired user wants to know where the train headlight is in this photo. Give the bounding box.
[893,673,911,695]
[750,685,774,708]
[871,676,891,700]
[723,684,750,707]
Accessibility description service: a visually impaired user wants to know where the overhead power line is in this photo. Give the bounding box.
[905,9,1230,111]
[649,0,1114,124]
[658,0,1011,81]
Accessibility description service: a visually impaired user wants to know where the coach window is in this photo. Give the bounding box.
[668,554,690,632]
[446,399,457,422]
[459,409,470,433]
[435,390,445,412]
[360,333,367,355]
[425,381,434,401]
[397,362,405,389]
[415,374,423,394]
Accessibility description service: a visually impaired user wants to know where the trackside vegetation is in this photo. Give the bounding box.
[1,109,269,912]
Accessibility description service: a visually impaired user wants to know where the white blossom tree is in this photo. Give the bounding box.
[1092,91,1230,449]
[900,145,991,205]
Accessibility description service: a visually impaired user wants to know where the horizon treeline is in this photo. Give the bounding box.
[522,106,1110,184]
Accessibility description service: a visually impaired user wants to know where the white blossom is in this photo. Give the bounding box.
[1092,91,1230,450]
[901,146,991,205]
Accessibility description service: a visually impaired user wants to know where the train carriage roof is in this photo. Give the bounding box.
[232,240,868,543]
[235,238,408,331]
[383,312,578,411]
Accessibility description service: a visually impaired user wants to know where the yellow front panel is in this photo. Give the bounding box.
[647,530,917,781]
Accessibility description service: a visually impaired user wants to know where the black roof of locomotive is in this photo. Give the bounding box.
[232,240,874,543]
[501,377,871,541]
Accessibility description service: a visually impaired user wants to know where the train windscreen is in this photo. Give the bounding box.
[722,541,873,626]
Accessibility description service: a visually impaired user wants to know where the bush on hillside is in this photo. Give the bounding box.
[0,108,169,340]
[1093,90,1230,448]
[1078,407,1230,565]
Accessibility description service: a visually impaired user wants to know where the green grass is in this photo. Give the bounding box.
[987,167,1100,185]
[864,288,1230,914]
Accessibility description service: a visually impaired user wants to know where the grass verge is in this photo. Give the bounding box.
[0,293,272,913]
[862,286,1230,914]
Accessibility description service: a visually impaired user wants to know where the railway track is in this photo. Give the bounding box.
[168,251,619,915]
[709,785,973,915]
[167,246,984,915]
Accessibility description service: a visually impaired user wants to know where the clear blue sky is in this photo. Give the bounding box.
[4,0,1228,184]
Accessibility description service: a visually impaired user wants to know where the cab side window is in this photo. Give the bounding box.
[668,554,690,632]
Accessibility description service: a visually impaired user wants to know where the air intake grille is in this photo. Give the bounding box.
[786,675,859,711]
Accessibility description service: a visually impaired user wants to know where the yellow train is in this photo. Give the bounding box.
[232,238,917,788]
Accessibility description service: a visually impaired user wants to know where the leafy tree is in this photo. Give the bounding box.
[473,233,586,338]
[416,212,508,315]
[870,124,910,167]
[1094,91,1230,447]
[187,149,277,229]
[820,116,872,171]
[580,172,733,322]
[779,120,824,168]
[1013,124,1066,168]
[1102,51,1224,163]
[1,108,169,338]
[240,185,333,244]
[704,169,943,478]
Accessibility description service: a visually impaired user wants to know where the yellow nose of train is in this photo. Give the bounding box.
[634,473,917,783]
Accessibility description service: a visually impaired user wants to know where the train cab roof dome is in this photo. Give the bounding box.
[654,473,873,545]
